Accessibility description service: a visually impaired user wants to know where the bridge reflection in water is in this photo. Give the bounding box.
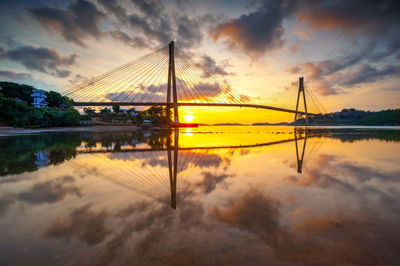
[74,127,310,209]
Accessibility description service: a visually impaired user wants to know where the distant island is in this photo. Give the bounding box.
[212,123,248,126]
[252,122,290,126]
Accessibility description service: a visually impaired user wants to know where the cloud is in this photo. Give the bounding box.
[195,171,232,194]
[339,64,400,87]
[283,0,400,96]
[0,176,81,217]
[105,78,225,102]
[209,0,296,58]
[289,59,400,95]
[108,30,147,49]
[2,46,78,78]
[99,0,207,49]
[297,0,400,58]
[18,176,82,204]
[195,55,230,78]
[0,70,31,80]
[68,74,87,85]
[0,193,16,217]
[286,153,400,207]
[45,204,111,245]
[29,0,106,46]
[211,187,281,239]
[98,0,127,23]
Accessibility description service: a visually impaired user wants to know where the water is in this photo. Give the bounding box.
[0,126,399,265]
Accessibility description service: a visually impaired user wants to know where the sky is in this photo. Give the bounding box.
[0,0,399,123]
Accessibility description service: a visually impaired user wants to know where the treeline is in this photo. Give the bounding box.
[0,130,169,176]
[84,105,170,126]
[295,108,400,126]
[0,81,87,127]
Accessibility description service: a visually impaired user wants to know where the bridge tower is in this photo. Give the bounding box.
[294,77,308,125]
[167,129,178,209]
[294,128,307,173]
[166,41,179,125]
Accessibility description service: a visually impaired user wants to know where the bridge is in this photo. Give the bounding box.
[73,128,312,209]
[66,41,326,124]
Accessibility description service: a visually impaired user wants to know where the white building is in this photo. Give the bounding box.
[31,89,47,108]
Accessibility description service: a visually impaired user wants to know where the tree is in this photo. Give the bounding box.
[84,107,95,115]
[112,104,120,113]
[100,108,111,114]
[145,105,170,125]
[45,91,74,108]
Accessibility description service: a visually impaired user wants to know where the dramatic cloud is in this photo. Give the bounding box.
[290,56,400,95]
[98,0,207,49]
[209,0,296,58]
[2,46,78,78]
[0,70,31,80]
[29,0,106,46]
[297,0,400,58]
[284,0,400,95]
[339,64,400,87]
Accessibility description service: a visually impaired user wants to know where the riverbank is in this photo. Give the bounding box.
[0,125,141,136]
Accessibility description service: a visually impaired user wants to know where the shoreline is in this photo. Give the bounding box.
[1,124,399,137]
[0,125,142,137]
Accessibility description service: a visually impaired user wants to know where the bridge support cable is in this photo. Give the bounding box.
[63,41,326,118]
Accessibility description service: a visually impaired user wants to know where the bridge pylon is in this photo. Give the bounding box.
[294,128,307,173]
[294,77,308,125]
[166,41,179,125]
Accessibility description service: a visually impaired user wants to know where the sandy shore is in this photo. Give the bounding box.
[0,125,141,136]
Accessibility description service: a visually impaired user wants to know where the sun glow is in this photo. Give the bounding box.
[184,114,194,123]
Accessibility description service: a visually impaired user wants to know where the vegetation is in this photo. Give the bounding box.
[146,105,170,125]
[0,130,164,176]
[295,108,400,126]
[112,104,120,113]
[0,81,85,127]
[83,104,170,126]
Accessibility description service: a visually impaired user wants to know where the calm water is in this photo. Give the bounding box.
[0,126,399,265]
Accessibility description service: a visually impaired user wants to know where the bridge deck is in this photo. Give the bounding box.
[73,102,316,116]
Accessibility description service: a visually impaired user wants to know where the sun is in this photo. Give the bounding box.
[184,114,194,123]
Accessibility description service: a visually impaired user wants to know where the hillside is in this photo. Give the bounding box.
[294,108,400,126]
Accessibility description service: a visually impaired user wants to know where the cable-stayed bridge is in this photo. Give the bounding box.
[65,41,326,124]
[73,128,312,209]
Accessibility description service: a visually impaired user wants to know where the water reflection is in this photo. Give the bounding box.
[0,127,400,265]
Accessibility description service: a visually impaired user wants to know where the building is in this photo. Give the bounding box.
[35,150,49,167]
[31,89,47,108]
